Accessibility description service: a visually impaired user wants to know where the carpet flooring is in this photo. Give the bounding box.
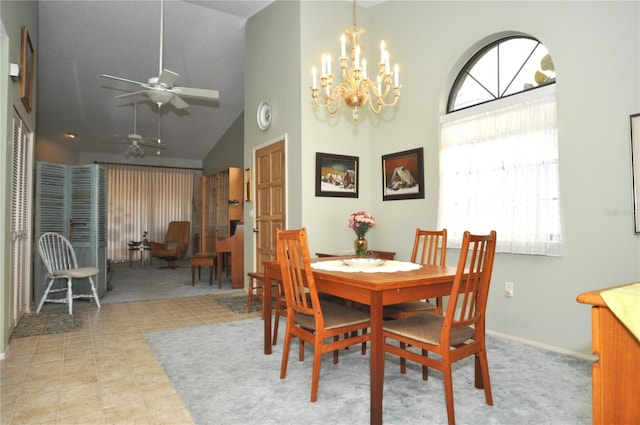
[145,318,592,425]
[100,259,243,304]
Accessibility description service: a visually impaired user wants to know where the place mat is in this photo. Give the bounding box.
[601,282,640,341]
[311,259,421,273]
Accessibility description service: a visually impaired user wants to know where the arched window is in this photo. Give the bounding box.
[438,36,562,256]
[448,36,556,112]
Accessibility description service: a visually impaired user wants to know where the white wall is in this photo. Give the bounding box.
[247,0,640,356]
[0,0,38,356]
[365,0,640,356]
[244,0,302,273]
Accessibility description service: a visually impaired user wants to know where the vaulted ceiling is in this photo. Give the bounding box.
[36,0,272,160]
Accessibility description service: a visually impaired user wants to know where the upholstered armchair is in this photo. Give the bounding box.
[150,221,190,268]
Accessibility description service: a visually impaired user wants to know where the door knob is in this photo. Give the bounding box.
[253,228,259,233]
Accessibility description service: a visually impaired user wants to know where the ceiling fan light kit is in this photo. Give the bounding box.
[105,103,167,158]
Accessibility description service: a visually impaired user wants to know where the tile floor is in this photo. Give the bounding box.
[1,294,258,425]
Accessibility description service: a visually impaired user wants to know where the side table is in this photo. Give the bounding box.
[128,241,152,267]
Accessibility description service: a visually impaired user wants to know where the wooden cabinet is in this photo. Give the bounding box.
[200,168,243,252]
[200,168,244,288]
[577,283,640,425]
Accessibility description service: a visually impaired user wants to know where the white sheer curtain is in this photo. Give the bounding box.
[103,163,202,261]
[438,90,562,256]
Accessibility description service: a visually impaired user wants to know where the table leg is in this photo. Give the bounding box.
[263,267,273,355]
[370,291,384,425]
[191,266,196,287]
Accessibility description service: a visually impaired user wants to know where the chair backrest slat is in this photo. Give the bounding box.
[38,232,78,274]
[276,228,323,326]
[443,231,496,341]
[411,228,447,266]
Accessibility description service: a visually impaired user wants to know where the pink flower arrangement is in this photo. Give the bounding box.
[348,210,376,238]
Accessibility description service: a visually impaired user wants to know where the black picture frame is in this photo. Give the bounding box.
[382,147,425,201]
[20,26,35,113]
[630,113,640,233]
[315,152,359,198]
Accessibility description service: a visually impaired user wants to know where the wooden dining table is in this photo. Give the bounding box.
[262,257,459,425]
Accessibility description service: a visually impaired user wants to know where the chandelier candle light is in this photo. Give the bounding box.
[348,210,376,256]
[310,0,400,121]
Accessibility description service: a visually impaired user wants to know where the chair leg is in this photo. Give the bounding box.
[442,362,456,425]
[361,328,368,355]
[36,278,55,313]
[89,277,101,309]
[400,342,407,374]
[272,309,280,345]
[310,341,323,402]
[247,277,254,314]
[280,322,292,380]
[421,349,429,380]
[476,349,493,405]
[272,282,284,345]
[67,278,73,315]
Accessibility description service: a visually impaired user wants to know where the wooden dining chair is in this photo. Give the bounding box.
[276,227,371,402]
[383,228,447,319]
[382,230,497,425]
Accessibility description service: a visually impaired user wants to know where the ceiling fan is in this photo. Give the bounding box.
[106,103,167,157]
[100,0,220,109]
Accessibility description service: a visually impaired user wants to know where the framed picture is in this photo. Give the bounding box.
[315,152,359,198]
[631,113,640,233]
[20,26,35,113]
[382,147,425,201]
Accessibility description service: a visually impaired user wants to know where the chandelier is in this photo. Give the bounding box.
[310,0,400,121]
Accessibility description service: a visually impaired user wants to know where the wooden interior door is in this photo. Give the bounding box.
[254,140,285,272]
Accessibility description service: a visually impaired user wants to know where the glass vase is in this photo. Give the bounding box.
[354,235,368,257]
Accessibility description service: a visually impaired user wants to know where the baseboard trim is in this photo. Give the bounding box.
[487,329,596,361]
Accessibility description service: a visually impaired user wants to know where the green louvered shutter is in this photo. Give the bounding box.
[33,163,108,305]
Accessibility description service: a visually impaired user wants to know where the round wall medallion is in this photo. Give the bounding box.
[257,100,272,130]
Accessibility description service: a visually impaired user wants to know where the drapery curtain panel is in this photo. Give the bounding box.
[438,92,562,256]
[103,163,202,261]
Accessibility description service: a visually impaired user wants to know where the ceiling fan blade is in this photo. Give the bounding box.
[157,69,179,87]
[101,74,146,86]
[169,94,189,110]
[101,140,129,145]
[173,86,220,100]
[115,90,147,99]
[140,140,166,149]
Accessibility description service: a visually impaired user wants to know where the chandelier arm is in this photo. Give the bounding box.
[312,87,342,115]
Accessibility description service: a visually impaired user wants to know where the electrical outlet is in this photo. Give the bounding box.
[505,281,514,297]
